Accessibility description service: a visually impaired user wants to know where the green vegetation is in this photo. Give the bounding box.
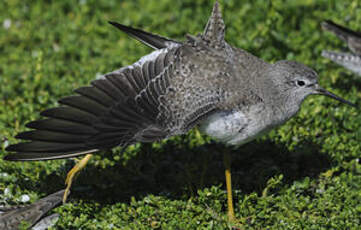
[1,0,360,229]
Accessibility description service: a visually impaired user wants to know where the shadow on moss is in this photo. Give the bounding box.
[19,138,332,205]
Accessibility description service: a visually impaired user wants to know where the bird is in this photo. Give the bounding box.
[321,20,361,76]
[0,190,65,230]
[4,1,355,221]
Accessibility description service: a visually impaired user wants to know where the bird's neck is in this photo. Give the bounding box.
[260,82,303,126]
[272,97,301,123]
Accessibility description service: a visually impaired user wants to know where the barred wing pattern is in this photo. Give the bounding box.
[5,43,226,160]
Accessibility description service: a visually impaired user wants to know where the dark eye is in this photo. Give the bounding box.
[296,80,305,87]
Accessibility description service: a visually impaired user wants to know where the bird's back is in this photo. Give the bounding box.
[4,1,272,160]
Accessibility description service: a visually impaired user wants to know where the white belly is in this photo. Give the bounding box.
[199,107,273,146]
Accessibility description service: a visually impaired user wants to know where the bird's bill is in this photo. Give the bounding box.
[314,87,356,107]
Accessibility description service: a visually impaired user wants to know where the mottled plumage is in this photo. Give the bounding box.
[5,2,354,161]
[322,20,361,75]
[0,190,64,230]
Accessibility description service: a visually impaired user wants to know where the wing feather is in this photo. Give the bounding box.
[5,47,177,160]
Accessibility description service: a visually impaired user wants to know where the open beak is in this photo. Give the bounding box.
[314,85,356,107]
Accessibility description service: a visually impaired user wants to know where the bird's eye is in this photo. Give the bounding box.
[296,80,306,87]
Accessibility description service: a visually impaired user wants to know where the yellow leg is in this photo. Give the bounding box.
[223,151,235,222]
[63,154,93,203]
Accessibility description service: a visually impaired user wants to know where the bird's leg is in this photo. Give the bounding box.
[63,154,93,203]
[223,150,235,222]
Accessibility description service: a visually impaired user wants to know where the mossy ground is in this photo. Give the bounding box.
[1,0,360,229]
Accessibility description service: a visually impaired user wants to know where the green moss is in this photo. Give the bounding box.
[0,0,360,229]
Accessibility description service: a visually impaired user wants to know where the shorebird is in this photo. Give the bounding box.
[0,190,65,230]
[4,1,355,221]
[322,20,361,75]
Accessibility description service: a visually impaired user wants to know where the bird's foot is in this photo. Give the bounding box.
[63,154,93,203]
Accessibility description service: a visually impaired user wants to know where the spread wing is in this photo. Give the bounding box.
[5,42,227,161]
[4,1,238,161]
[0,190,64,230]
[5,47,176,160]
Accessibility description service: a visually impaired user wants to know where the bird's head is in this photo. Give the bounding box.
[268,60,355,110]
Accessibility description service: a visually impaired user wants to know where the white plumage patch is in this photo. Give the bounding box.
[199,110,248,144]
[135,48,168,66]
[200,105,279,146]
[103,48,170,78]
